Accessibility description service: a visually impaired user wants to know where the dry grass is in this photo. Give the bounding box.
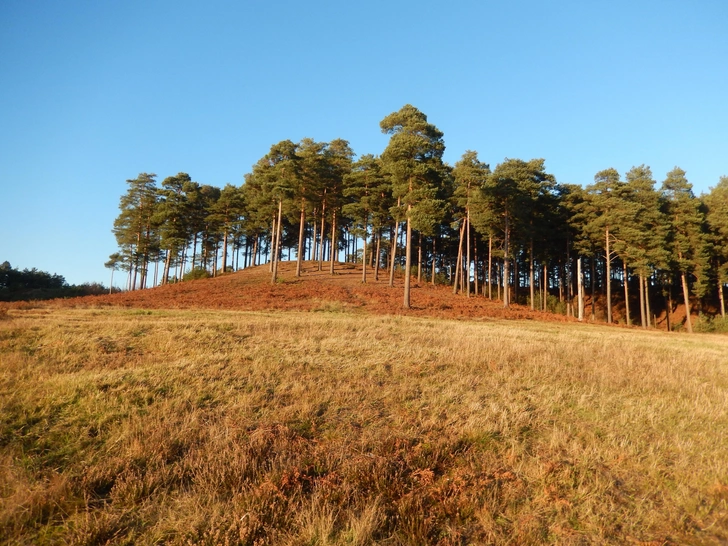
[1,307,727,545]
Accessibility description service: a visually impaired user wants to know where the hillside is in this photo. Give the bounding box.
[29,261,578,323]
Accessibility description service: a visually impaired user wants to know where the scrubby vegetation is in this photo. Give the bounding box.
[2,306,727,544]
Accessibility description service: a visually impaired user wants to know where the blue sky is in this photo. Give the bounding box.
[1,0,726,286]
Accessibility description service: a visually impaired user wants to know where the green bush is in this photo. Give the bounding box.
[183,267,210,281]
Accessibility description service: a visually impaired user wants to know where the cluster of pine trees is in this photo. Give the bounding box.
[110,105,728,331]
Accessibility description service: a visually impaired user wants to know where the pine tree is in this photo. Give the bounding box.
[704,176,728,318]
[380,105,446,309]
[113,173,159,290]
[661,167,710,333]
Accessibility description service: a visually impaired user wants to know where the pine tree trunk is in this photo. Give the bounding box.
[503,211,510,308]
[543,263,547,311]
[623,260,630,326]
[474,239,479,297]
[667,285,673,332]
[639,272,646,328]
[466,209,471,297]
[389,222,398,287]
[269,215,276,272]
[645,276,652,328]
[296,200,306,277]
[605,228,612,323]
[222,229,228,273]
[318,200,326,271]
[329,210,337,275]
[252,235,259,267]
[719,282,726,319]
[577,257,584,321]
[431,238,436,285]
[361,222,368,284]
[375,231,381,281]
[681,272,692,332]
[529,239,535,310]
[417,232,422,283]
[488,236,492,300]
[163,250,172,285]
[271,200,283,284]
[591,258,596,321]
[453,220,465,295]
[403,208,412,309]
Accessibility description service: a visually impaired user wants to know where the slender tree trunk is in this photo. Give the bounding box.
[466,209,471,297]
[623,260,630,326]
[269,215,276,272]
[389,221,399,288]
[453,219,465,295]
[431,238,436,285]
[591,258,596,321]
[329,210,337,275]
[496,260,501,301]
[109,269,114,294]
[639,272,646,328]
[681,272,692,333]
[503,212,510,308]
[271,200,283,284]
[529,239,535,310]
[645,275,652,328]
[403,210,412,309]
[474,239,479,297]
[361,222,368,284]
[252,235,259,267]
[221,229,228,273]
[296,199,306,277]
[374,231,381,281]
[417,232,422,283]
[488,236,492,300]
[605,228,612,323]
[318,200,326,271]
[163,250,172,284]
[543,263,547,311]
[667,285,673,332]
[577,257,584,321]
[719,281,726,319]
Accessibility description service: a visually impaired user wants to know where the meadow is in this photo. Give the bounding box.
[1,306,727,544]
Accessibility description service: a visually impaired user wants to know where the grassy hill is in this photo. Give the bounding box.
[1,264,727,544]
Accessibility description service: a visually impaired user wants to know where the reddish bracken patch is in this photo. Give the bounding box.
[43,261,577,323]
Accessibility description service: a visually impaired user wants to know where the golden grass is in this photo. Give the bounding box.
[1,307,727,545]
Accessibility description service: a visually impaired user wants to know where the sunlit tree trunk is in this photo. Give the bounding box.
[577,257,584,321]
[374,231,381,281]
[623,260,630,326]
[529,238,535,310]
[403,207,412,309]
[681,272,692,332]
[296,199,306,277]
[271,200,283,284]
[389,220,399,288]
[639,272,646,328]
[488,236,493,300]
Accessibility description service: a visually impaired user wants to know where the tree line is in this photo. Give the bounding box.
[110,104,728,331]
[0,261,110,302]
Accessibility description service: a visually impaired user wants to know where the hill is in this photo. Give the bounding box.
[23,261,579,323]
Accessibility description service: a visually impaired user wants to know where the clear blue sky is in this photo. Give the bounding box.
[1,0,726,286]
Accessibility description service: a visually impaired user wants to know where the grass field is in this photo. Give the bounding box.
[1,306,727,545]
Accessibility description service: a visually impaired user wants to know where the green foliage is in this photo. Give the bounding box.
[183,267,211,281]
